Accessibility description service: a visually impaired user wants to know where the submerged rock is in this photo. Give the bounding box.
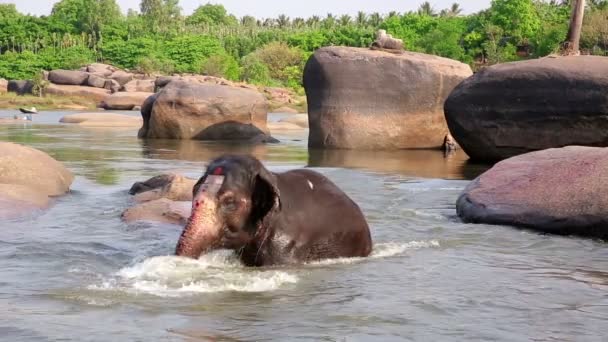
[457,146,608,240]
[304,46,472,150]
[59,113,142,127]
[445,56,608,162]
[123,173,197,225]
[130,173,197,202]
[121,198,191,225]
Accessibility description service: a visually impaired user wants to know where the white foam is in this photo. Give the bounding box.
[88,241,439,297]
[88,250,298,297]
[308,240,440,266]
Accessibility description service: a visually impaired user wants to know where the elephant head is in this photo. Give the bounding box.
[175,155,280,259]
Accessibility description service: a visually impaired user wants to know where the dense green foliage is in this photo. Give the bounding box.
[1,0,607,91]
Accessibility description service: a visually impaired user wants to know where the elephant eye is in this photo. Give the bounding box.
[221,194,237,211]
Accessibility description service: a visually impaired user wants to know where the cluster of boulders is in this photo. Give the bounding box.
[45,64,155,109]
[0,142,73,219]
[441,55,608,240]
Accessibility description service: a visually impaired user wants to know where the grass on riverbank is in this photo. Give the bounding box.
[0,93,98,111]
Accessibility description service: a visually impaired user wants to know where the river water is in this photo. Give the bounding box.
[0,110,606,341]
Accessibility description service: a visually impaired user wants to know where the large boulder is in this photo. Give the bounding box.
[122,79,155,93]
[138,80,271,142]
[48,70,89,85]
[0,78,7,93]
[304,47,472,150]
[109,70,134,86]
[445,56,608,162]
[86,74,107,88]
[7,80,34,95]
[100,92,154,110]
[457,146,608,240]
[59,113,142,127]
[45,84,110,102]
[0,142,73,197]
[86,63,117,76]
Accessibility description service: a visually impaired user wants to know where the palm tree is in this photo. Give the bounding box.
[339,14,352,26]
[564,0,586,55]
[355,11,367,27]
[307,15,321,28]
[418,1,437,17]
[262,18,275,27]
[445,3,463,16]
[323,13,336,29]
[292,17,305,28]
[240,15,256,27]
[368,12,383,27]
[276,14,290,28]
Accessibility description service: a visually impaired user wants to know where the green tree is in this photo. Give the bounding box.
[187,3,237,26]
[140,0,181,34]
[489,0,541,44]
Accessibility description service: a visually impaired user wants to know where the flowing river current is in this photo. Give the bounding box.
[1,110,607,341]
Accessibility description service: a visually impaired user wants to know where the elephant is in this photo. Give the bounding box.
[175,154,373,266]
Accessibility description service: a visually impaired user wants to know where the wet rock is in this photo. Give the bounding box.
[129,173,197,202]
[445,56,608,162]
[121,198,191,225]
[0,78,8,93]
[100,92,154,110]
[7,80,34,95]
[122,79,155,93]
[45,84,110,102]
[0,184,50,220]
[0,142,73,197]
[138,81,270,142]
[86,74,107,88]
[457,146,608,240]
[59,113,142,127]
[48,70,89,86]
[304,46,472,150]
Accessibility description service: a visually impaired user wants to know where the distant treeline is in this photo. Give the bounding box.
[1,0,607,92]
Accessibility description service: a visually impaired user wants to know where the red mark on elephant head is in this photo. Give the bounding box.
[212,167,224,175]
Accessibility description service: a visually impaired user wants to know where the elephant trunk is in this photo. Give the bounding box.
[175,185,223,259]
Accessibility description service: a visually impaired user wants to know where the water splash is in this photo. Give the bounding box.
[89,250,298,297]
[88,241,439,297]
[308,240,440,266]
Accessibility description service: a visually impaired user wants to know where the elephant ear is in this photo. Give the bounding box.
[250,167,280,225]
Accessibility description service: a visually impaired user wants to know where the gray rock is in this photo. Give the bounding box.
[445,55,608,162]
[48,70,89,85]
[7,80,34,95]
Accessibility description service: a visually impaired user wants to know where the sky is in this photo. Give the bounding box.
[1,0,492,18]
